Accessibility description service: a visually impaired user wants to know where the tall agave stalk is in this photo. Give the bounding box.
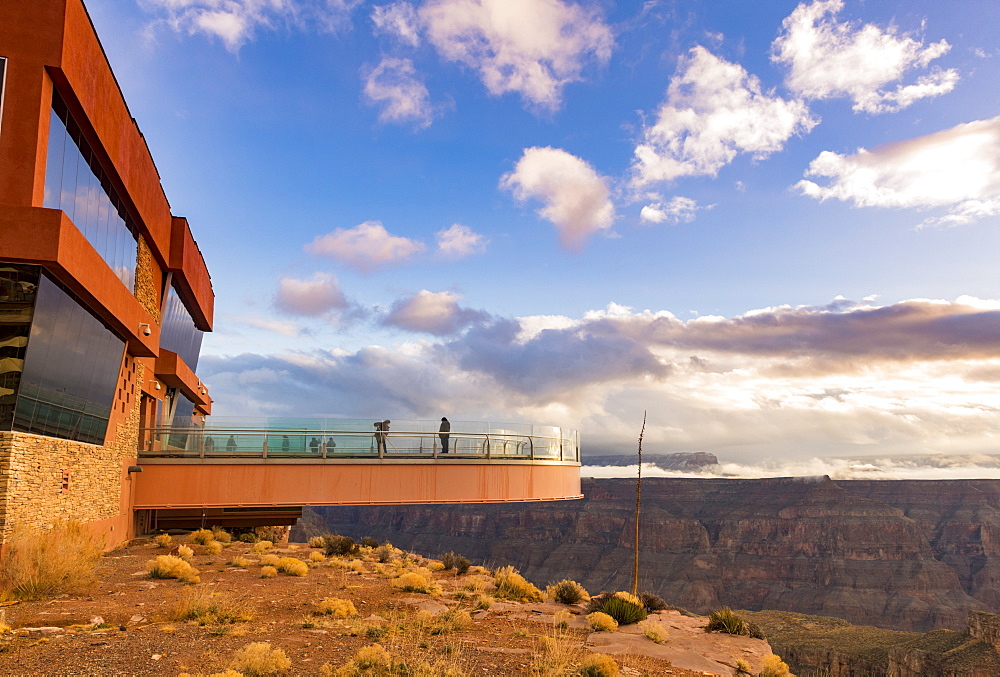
[632,411,646,597]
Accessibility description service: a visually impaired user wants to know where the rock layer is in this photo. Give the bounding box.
[297,477,1000,632]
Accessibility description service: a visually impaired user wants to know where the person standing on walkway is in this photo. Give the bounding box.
[374,420,390,454]
[439,417,451,454]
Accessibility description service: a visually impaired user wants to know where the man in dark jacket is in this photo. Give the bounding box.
[439,417,451,454]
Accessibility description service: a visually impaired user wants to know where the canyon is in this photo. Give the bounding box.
[296,476,1000,634]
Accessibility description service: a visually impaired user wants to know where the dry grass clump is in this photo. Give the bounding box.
[251,540,273,553]
[587,612,618,632]
[735,658,753,675]
[229,641,291,676]
[275,557,308,577]
[493,565,542,602]
[0,520,104,600]
[171,588,255,625]
[308,536,326,548]
[154,533,173,548]
[260,566,277,579]
[177,545,194,560]
[578,653,619,676]
[205,541,224,556]
[189,529,215,545]
[178,670,244,677]
[530,632,584,676]
[375,544,395,563]
[391,570,442,596]
[147,555,200,584]
[308,551,325,563]
[229,555,253,568]
[472,594,495,610]
[759,654,791,677]
[546,579,590,605]
[638,619,668,643]
[259,554,280,567]
[706,607,764,638]
[211,526,232,543]
[316,597,357,617]
[553,610,573,629]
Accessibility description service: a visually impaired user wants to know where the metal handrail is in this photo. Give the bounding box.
[138,424,580,462]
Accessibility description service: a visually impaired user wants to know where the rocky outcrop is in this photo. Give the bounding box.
[297,477,1000,632]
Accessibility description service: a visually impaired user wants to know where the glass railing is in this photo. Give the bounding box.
[139,417,580,462]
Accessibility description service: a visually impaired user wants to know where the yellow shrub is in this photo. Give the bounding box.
[545,579,590,604]
[428,561,445,572]
[229,642,291,676]
[308,552,324,563]
[493,565,542,602]
[335,643,392,675]
[579,653,619,677]
[586,612,618,632]
[171,588,254,625]
[178,671,244,677]
[391,571,441,595]
[474,594,495,610]
[638,619,668,643]
[211,526,233,543]
[316,597,357,617]
[276,557,308,577]
[348,559,365,573]
[759,654,791,677]
[189,529,215,545]
[260,566,277,579]
[205,541,223,556]
[154,533,172,548]
[177,545,194,560]
[0,519,104,600]
[230,555,253,568]
[252,541,273,553]
[259,554,280,567]
[308,536,326,548]
[147,555,200,584]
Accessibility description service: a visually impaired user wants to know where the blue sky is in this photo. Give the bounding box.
[85,0,1000,461]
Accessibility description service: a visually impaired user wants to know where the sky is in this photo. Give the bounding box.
[82,0,1000,462]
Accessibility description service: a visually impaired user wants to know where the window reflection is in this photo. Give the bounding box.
[42,92,137,293]
[161,285,204,371]
[6,270,125,445]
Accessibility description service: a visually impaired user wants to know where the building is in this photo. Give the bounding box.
[0,0,214,547]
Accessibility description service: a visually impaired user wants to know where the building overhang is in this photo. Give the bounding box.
[154,349,211,408]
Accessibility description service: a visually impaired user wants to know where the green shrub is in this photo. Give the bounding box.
[376,544,394,563]
[308,536,326,548]
[360,536,380,549]
[440,551,456,570]
[588,592,646,625]
[707,607,750,636]
[211,526,233,543]
[322,534,358,557]
[546,579,590,604]
[239,532,260,544]
[454,556,471,575]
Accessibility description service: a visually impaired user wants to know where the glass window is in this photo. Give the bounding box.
[0,57,6,139]
[0,263,39,430]
[160,284,204,371]
[42,92,138,294]
[11,271,125,445]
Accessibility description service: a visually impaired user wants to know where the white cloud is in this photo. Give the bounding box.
[639,196,702,224]
[142,0,361,51]
[418,0,613,112]
[796,116,1000,227]
[275,272,348,316]
[631,46,817,186]
[435,224,488,258]
[772,0,959,114]
[500,146,615,250]
[371,2,422,46]
[306,220,427,271]
[384,290,489,335]
[231,314,304,337]
[363,57,435,127]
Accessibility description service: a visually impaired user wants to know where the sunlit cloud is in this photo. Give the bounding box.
[418,0,613,112]
[772,0,958,114]
[501,146,615,250]
[306,220,427,271]
[631,46,817,186]
[796,116,1000,227]
[371,2,422,47]
[384,290,490,335]
[141,0,362,51]
[363,57,436,127]
[275,272,348,316]
[435,224,488,258]
[639,196,703,224]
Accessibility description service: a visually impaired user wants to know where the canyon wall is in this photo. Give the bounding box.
[297,477,1000,632]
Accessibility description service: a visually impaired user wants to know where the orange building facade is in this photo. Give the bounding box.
[0,0,214,547]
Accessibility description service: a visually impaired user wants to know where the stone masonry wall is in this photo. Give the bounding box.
[0,363,144,545]
[135,236,160,322]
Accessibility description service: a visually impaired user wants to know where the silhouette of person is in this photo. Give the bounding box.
[309,437,320,454]
[226,435,237,453]
[281,435,290,453]
[327,437,336,452]
[439,417,451,454]
[205,436,215,454]
[374,420,389,454]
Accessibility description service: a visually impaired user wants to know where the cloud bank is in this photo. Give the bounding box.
[306,221,427,271]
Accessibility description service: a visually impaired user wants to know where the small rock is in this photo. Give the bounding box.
[129,615,146,624]
[151,654,162,661]
[89,616,105,626]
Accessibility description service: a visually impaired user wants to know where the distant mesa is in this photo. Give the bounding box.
[583,451,719,471]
